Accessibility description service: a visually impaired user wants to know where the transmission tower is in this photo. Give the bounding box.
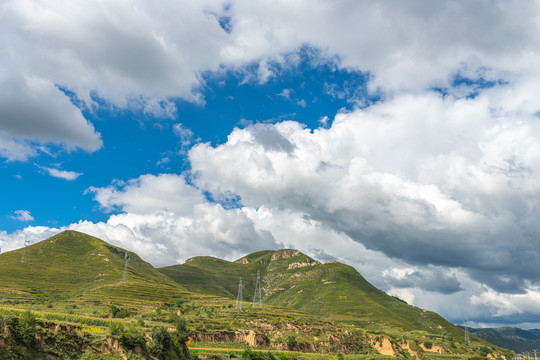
[463,319,470,347]
[122,252,131,282]
[252,270,262,307]
[21,240,30,263]
[236,277,243,309]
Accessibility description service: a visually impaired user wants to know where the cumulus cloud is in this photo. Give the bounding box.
[189,92,540,296]
[0,74,102,161]
[83,173,278,265]
[469,285,540,323]
[4,0,540,161]
[11,210,34,222]
[383,266,463,294]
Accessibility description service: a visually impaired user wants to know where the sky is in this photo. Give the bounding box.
[2,0,540,329]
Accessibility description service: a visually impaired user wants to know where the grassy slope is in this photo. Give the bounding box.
[0,232,513,358]
[160,250,464,338]
[0,230,189,304]
[159,252,272,299]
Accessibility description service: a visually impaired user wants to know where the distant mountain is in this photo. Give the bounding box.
[0,230,189,305]
[160,249,464,337]
[464,326,540,353]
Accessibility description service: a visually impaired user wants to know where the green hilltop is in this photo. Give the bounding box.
[159,249,464,337]
[0,230,189,305]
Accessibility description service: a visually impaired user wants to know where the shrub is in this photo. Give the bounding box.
[110,305,129,318]
[109,322,124,339]
[286,335,297,350]
[122,327,146,349]
[14,310,36,347]
[151,327,173,360]
[173,316,191,343]
[175,299,186,309]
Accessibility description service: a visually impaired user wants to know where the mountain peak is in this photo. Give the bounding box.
[0,230,188,302]
[234,248,316,264]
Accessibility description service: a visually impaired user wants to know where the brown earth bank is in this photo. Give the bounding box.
[0,318,190,360]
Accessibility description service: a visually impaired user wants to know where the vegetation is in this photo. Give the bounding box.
[160,249,465,338]
[0,231,516,360]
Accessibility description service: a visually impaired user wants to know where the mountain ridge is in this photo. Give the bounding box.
[0,230,515,359]
[159,247,465,337]
[463,326,540,353]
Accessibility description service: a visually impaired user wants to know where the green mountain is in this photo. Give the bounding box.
[0,230,189,305]
[160,249,463,336]
[0,231,513,359]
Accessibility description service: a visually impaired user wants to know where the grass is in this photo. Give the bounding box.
[0,231,516,360]
[159,249,465,339]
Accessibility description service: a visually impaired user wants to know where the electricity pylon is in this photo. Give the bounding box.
[122,252,131,282]
[252,270,262,307]
[236,277,243,309]
[463,318,470,347]
[21,240,30,263]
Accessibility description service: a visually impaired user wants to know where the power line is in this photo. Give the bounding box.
[236,277,243,309]
[252,270,262,307]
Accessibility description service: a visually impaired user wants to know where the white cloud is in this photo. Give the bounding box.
[41,166,82,180]
[87,174,205,215]
[0,74,102,161]
[277,89,292,100]
[4,0,540,161]
[82,173,278,265]
[11,210,34,222]
[173,123,196,149]
[471,285,540,318]
[189,92,540,296]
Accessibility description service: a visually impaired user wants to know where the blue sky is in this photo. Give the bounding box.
[2,53,372,231]
[2,0,540,328]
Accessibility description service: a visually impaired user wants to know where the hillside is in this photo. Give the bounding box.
[0,231,514,359]
[0,230,189,304]
[160,249,464,337]
[464,326,540,353]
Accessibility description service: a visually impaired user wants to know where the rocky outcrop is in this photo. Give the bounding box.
[271,250,300,261]
[367,335,451,359]
[234,257,249,264]
[101,338,127,360]
[371,336,395,356]
[288,261,319,270]
[420,342,446,353]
